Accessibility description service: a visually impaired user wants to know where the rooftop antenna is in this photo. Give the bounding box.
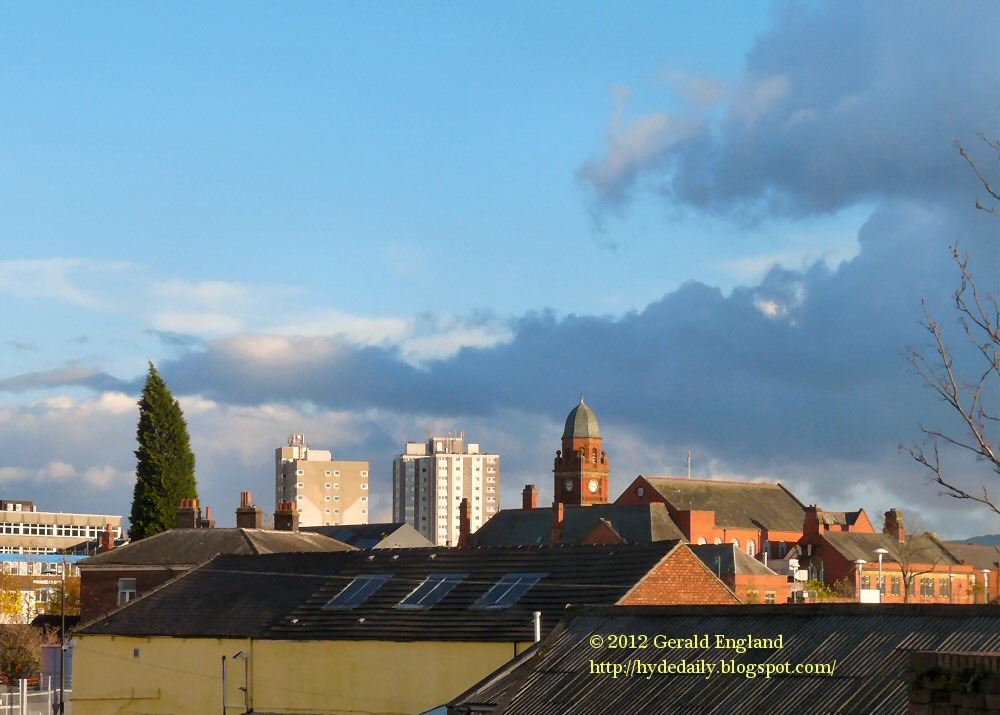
[687,451,692,479]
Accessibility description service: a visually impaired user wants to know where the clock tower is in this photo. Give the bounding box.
[553,395,610,506]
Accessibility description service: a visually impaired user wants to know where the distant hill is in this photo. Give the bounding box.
[951,534,1000,546]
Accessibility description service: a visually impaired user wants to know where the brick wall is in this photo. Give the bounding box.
[80,567,185,623]
[909,651,1000,714]
[619,545,739,605]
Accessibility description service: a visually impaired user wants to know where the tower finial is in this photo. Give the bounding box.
[580,392,585,404]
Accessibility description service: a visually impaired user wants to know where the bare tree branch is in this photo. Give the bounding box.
[902,138,999,518]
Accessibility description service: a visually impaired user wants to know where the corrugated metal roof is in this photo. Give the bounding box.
[450,604,1000,715]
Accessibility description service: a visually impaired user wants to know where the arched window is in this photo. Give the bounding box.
[763,541,772,557]
[713,537,723,545]
[732,538,740,549]
[778,541,787,558]
[747,539,756,556]
[697,536,707,545]
[592,448,598,464]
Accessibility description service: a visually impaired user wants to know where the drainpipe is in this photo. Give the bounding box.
[221,655,227,714]
[533,611,542,643]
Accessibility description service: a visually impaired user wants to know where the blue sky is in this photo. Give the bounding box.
[1,1,997,538]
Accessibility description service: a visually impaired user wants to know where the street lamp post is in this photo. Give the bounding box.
[874,548,889,602]
[854,559,867,602]
[983,570,991,604]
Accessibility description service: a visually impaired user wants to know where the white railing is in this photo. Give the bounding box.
[0,676,72,715]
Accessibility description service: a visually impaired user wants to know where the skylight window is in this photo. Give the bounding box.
[395,573,468,609]
[322,574,392,609]
[471,573,548,610]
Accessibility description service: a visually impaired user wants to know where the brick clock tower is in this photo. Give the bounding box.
[553,396,610,506]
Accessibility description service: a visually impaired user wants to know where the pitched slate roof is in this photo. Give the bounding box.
[77,528,353,567]
[301,522,433,549]
[78,542,685,643]
[690,543,783,578]
[821,532,963,567]
[640,477,806,531]
[449,604,1000,715]
[943,542,1000,571]
[471,503,686,547]
[820,510,864,527]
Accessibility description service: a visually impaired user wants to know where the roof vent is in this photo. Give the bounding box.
[358,617,366,624]
[367,554,376,561]
[429,553,437,559]
[392,554,399,560]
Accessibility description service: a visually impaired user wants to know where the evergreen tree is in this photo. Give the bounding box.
[129,363,198,540]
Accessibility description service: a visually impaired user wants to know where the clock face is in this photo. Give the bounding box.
[564,479,574,492]
[588,479,599,494]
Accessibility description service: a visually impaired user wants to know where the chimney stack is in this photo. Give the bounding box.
[98,524,115,553]
[274,500,299,532]
[551,502,565,545]
[199,506,216,529]
[522,484,538,510]
[176,499,200,529]
[803,504,822,538]
[458,498,471,547]
[236,491,263,529]
[883,508,906,542]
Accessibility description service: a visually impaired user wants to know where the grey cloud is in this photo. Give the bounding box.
[582,1,1000,218]
[0,366,132,394]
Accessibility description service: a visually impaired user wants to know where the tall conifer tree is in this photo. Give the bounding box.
[129,363,198,540]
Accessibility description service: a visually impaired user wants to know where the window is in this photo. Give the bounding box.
[940,578,950,598]
[322,574,392,609]
[118,578,137,607]
[296,470,304,476]
[361,471,368,477]
[361,509,367,514]
[333,471,341,477]
[697,537,707,545]
[878,576,885,595]
[746,589,758,603]
[907,578,915,597]
[334,509,339,514]
[778,541,787,558]
[334,483,340,489]
[334,496,340,501]
[747,539,756,556]
[325,470,332,476]
[891,576,901,596]
[713,537,723,545]
[361,483,368,490]
[325,483,332,489]
[325,496,332,502]
[395,574,468,609]
[920,578,935,597]
[361,496,368,502]
[861,575,871,590]
[732,538,740,549]
[325,509,331,514]
[471,573,547,610]
[764,591,776,604]
[487,467,496,473]
[296,483,304,488]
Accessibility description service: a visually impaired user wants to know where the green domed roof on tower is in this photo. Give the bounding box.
[562,395,601,440]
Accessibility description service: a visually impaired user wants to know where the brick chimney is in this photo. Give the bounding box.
[274,500,299,532]
[176,499,200,529]
[522,484,538,510]
[236,491,263,529]
[97,524,115,553]
[803,504,823,538]
[551,502,565,545]
[458,498,471,547]
[198,506,216,529]
[883,508,906,542]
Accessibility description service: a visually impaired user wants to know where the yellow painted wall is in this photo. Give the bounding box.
[73,635,530,715]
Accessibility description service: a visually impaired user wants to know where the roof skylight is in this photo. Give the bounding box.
[395,573,468,609]
[322,574,392,609]
[471,572,548,610]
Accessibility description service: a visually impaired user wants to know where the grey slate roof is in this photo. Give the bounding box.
[690,543,782,578]
[77,542,685,643]
[821,532,963,567]
[641,477,806,531]
[449,604,1000,715]
[301,522,433,549]
[77,528,353,567]
[471,503,686,547]
[562,397,601,439]
[943,542,1000,571]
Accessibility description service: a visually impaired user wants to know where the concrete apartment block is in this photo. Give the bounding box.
[275,435,370,527]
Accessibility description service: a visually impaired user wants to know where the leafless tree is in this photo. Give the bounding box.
[903,135,999,518]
